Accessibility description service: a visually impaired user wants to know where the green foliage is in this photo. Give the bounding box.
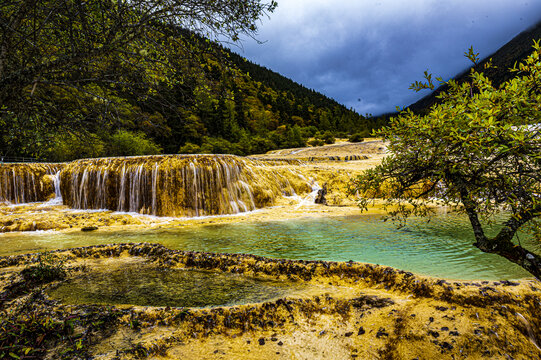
[348,133,365,143]
[0,304,122,359]
[317,131,336,144]
[308,138,324,147]
[245,135,276,154]
[350,42,541,277]
[0,310,67,359]
[198,137,242,155]
[301,126,318,138]
[178,142,201,154]
[283,125,306,148]
[21,253,67,284]
[0,0,379,159]
[0,0,276,158]
[105,130,162,157]
[46,133,106,162]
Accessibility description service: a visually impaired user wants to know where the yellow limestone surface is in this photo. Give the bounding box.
[0,163,62,204]
[60,155,311,217]
[1,243,539,360]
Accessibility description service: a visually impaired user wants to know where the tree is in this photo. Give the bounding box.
[349,43,541,278]
[0,0,277,157]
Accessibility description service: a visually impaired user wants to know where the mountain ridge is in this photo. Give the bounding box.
[407,20,541,113]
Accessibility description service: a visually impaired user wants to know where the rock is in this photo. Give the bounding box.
[81,226,98,232]
[258,338,265,345]
[441,342,453,350]
[350,295,394,308]
[345,332,353,337]
[501,280,519,286]
[428,330,440,338]
[315,184,327,205]
[357,327,365,335]
[376,328,389,338]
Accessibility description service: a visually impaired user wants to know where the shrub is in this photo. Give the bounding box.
[0,311,68,359]
[321,131,335,144]
[178,142,201,154]
[348,133,365,143]
[308,138,324,147]
[46,133,106,161]
[248,136,276,154]
[300,126,318,138]
[105,130,162,156]
[21,253,67,284]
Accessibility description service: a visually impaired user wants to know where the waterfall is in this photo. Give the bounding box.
[0,163,64,204]
[42,170,64,206]
[295,178,323,208]
[60,155,311,217]
[53,171,62,199]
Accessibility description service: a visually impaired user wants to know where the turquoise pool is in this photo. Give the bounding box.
[1,213,538,280]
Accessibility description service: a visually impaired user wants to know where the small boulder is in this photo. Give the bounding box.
[81,226,98,232]
[315,184,328,205]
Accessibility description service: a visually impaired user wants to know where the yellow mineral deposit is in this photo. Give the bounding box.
[59,155,312,217]
[1,243,539,360]
[0,144,385,233]
[1,142,540,359]
[0,163,63,204]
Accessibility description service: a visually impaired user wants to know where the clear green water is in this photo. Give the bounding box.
[48,265,305,307]
[2,213,538,280]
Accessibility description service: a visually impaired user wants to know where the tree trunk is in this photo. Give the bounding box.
[481,207,541,280]
[460,187,541,279]
[476,239,541,280]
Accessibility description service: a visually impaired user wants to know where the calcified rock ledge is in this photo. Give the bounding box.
[1,243,540,359]
[0,163,62,203]
[1,155,313,218]
[60,155,312,217]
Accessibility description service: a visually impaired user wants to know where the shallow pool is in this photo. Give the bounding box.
[48,264,307,308]
[1,213,538,280]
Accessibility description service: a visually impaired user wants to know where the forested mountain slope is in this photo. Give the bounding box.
[408,21,541,113]
[2,18,378,161]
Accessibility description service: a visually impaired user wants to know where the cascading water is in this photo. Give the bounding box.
[295,178,322,208]
[53,171,62,199]
[59,155,311,217]
[0,163,64,204]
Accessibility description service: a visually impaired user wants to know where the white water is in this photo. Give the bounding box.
[295,179,322,209]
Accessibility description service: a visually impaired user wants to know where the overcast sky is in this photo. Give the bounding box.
[230,0,541,116]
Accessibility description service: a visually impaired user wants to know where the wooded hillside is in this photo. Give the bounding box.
[0,0,377,161]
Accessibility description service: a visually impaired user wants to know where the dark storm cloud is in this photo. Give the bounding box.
[231,1,541,115]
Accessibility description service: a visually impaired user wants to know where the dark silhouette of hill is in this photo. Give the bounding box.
[408,20,541,113]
